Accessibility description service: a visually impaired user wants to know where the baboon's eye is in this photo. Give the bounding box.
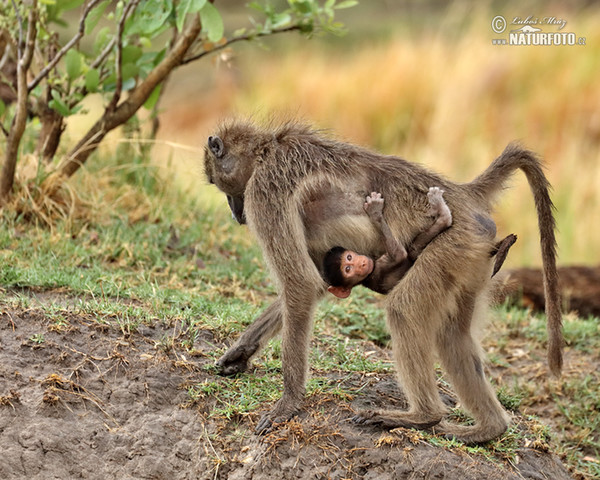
[346,254,352,261]
[345,266,351,274]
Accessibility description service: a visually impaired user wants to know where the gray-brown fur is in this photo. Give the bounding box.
[204,119,563,444]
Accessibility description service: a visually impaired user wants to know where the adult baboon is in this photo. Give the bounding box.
[204,120,562,444]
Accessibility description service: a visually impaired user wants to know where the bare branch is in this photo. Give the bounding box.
[27,0,104,92]
[10,0,23,59]
[90,38,116,69]
[107,0,141,112]
[181,25,301,65]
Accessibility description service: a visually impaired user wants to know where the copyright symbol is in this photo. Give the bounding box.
[492,15,506,34]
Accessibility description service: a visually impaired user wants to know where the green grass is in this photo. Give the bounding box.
[186,375,283,420]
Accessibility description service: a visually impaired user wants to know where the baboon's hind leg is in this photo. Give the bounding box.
[354,264,451,430]
[434,290,509,444]
[216,297,283,376]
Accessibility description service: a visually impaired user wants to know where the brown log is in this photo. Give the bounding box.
[498,265,600,318]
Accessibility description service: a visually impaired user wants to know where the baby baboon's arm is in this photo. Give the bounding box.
[363,192,408,264]
[408,187,452,260]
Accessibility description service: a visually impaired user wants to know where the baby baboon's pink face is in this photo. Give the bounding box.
[339,250,374,286]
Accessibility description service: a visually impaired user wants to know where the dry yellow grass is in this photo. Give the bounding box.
[154,7,600,267]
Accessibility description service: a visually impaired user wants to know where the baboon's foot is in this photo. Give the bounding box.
[352,409,442,430]
[216,342,259,376]
[433,419,508,445]
[255,398,302,435]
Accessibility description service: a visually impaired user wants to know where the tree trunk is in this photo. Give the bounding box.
[0,9,36,204]
[36,105,65,163]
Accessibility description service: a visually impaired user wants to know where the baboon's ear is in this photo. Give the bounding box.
[208,136,224,158]
[327,286,352,299]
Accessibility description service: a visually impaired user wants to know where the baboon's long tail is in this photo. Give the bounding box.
[470,143,563,376]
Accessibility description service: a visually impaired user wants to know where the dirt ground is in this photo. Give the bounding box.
[0,292,573,480]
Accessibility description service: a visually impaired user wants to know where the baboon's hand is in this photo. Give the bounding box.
[364,191,384,220]
[216,343,258,376]
[426,187,445,216]
[255,397,301,434]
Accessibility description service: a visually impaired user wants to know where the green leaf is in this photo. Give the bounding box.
[49,91,70,116]
[93,26,112,55]
[290,0,312,15]
[189,0,208,13]
[122,77,137,91]
[143,84,162,110]
[139,37,152,49]
[248,2,266,14]
[335,0,358,9]
[85,0,110,35]
[121,63,139,82]
[175,0,188,32]
[70,104,84,115]
[122,45,143,64]
[85,69,100,92]
[271,13,292,29]
[0,99,5,117]
[65,49,81,80]
[175,0,206,32]
[57,0,85,10]
[126,0,173,36]
[199,2,224,42]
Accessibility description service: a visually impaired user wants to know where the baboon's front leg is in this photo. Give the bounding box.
[255,295,317,433]
[216,297,283,376]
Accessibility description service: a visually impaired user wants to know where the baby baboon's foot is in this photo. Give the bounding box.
[216,342,258,376]
[352,409,442,430]
[433,420,508,445]
[426,186,445,215]
[491,233,517,277]
[255,397,302,434]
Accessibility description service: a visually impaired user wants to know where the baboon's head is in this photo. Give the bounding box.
[204,121,270,225]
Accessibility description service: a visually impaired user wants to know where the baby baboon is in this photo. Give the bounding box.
[324,187,453,297]
[324,190,516,298]
[204,119,562,444]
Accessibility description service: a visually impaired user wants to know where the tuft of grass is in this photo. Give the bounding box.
[316,290,389,346]
[185,375,282,420]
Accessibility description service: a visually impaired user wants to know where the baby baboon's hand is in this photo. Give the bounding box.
[364,191,384,220]
[427,187,445,216]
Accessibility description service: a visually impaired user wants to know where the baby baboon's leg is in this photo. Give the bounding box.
[217,297,283,376]
[434,290,509,444]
